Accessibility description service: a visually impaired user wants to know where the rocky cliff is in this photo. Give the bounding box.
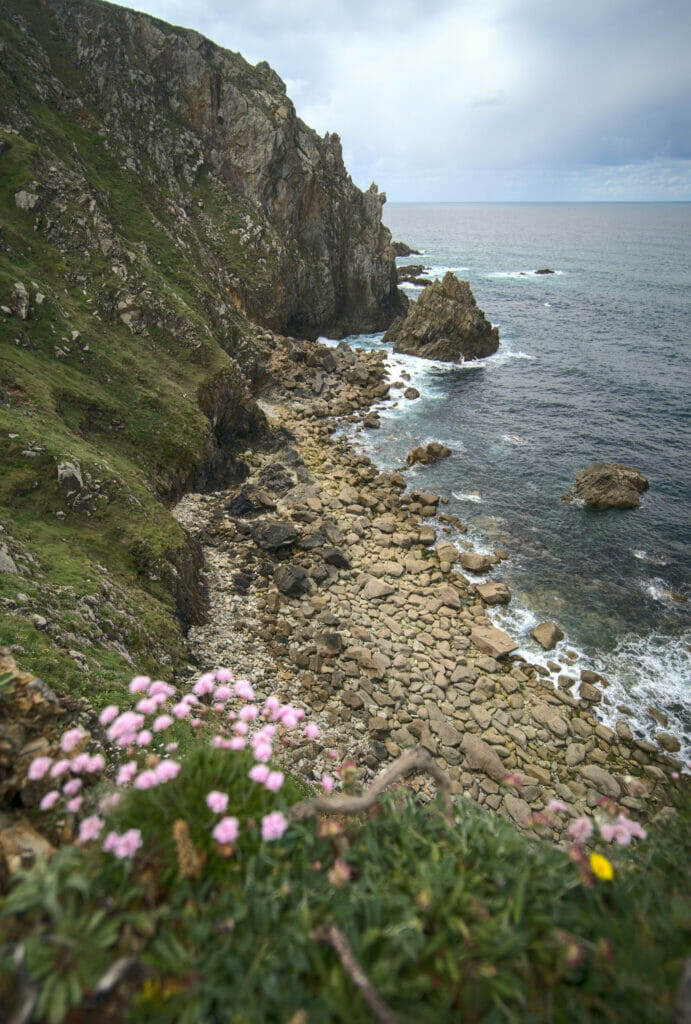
[0,0,403,696]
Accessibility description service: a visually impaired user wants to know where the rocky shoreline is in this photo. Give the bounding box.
[173,332,683,841]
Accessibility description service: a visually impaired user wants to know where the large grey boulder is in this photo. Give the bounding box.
[384,272,499,362]
[573,462,650,509]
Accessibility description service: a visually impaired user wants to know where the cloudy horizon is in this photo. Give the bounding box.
[109,0,691,202]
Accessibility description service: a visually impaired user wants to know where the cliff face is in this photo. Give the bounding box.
[8,0,402,338]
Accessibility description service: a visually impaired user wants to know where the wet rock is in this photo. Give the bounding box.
[531,621,564,650]
[406,442,451,466]
[534,268,555,275]
[403,386,420,400]
[656,731,681,753]
[573,462,650,509]
[363,411,380,429]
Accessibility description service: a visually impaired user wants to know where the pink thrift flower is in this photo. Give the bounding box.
[321,775,335,793]
[129,676,150,694]
[50,758,71,779]
[328,749,339,760]
[107,712,144,743]
[136,697,159,715]
[239,705,258,722]
[214,685,233,701]
[193,673,216,696]
[78,815,104,843]
[261,811,287,842]
[154,760,180,783]
[548,799,567,813]
[264,695,280,717]
[211,736,231,749]
[134,770,158,790]
[599,823,617,842]
[234,679,255,701]
[99,792,121,813]
[166,742,179,752]
[148,680,175,699]
[85,754,105,773]
[66,796,83,813]
[625,818,647,841]
[191,718,202,729]
[280,708,300,729]
[136,730,153,747]
[212,816,239,844]
[99,705,119,726]
[229,737,246,750]
[40,790,60,811]
[206,790,229,814]
[304,722,320,740]
[28,756,53,781]
[63,778,82,796]
[172,702,190,719]
[265,770,284,793]
[249,764,270,784]
[61,728,85,753]
[568,817,594,844]
[102,831,119,852]
[215,668,233,683]
[253,740,272,763]
[116,761,138,786]
[70,752,92,774]
[153,714,173,732]
[234,721,249,736]
[114,829,142,859]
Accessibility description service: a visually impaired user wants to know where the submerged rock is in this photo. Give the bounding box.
[406,442,451,466]
[573,462,650,509]
[384,272,499,362]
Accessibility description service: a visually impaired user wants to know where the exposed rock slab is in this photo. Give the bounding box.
[470,625,518,659]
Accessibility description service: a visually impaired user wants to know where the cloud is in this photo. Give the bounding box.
[108,0,691,199]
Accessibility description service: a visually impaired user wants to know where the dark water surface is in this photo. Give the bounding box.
[331,203,691,755]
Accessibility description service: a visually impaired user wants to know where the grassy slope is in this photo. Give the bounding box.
[0,1,265,699]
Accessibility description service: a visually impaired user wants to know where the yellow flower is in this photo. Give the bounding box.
[590,852,614,881]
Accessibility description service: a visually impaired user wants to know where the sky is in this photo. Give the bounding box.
[108,0,691,202]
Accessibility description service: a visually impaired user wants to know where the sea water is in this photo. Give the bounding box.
[327,202,691,759]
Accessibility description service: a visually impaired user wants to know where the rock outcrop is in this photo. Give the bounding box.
[573,463,650,509]
[384,272,499,362]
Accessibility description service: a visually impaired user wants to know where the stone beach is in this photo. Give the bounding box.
[173,331,682,841]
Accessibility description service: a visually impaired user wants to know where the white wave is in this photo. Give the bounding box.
[640,578,688,608]
[633,549,670,566]
[544,302,551,307]
[502,433,528,446]
[453,490,483,503]
[486,269,565,279]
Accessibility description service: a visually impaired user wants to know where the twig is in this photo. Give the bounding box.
[312,923,398,1024]
[290,746,452,822]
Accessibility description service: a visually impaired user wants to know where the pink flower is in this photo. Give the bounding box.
[548,799,567,813]
[321,775,335,793]
[265,770,284,793]
[136,730,153,747]
[136,697,159,715]
[113,829,142,859]
[214,685,233,701]
[61,728,85,753]
[148,680,175,699]
[129,676,150,694]
[153,714,173,732]
[229,737,246,750]
[78,815,104,843]
[102,831,119,852]
[166,742,179,752]
[328,749,338,760]
[63,779,82,796]
[568,817,594,844]
[249,764,270,784]
[28,756,53,781]
[66,796,83,813]
[193,673,216,696]
[215,668,233,683]
[211,736,232,749]
[264,695,280,717]
[280,708,300,729]
[172,702,190,719]
[134,770,158,790]
[99,705,119,726]
[99,792,121,813]
[70,752,91,773]
[261,811,287,841]
[50,758,71,778]
[304,722,320,740]
[234,680,254,701]
[599,823,617,842]
[252,740,272,763]
[154,759,180,783]
[85,754,105,773]
[40,790,60,811]
[107,712,144,743]
[206,790,229,814]
[212,816,239,844]
[116,761,138,786]
[234,721,249,736]
[239,705,258,721]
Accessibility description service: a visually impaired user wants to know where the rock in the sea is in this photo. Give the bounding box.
[392,241,421,257]
[534,268,555,275]
[383,272,499,362]
[476,582,511,606]
[363,411,380,429]
[406,442,451,466]
[531,621,564,650]
[403,386,420,400]
[459,552,493,573]
[573,462,650,509]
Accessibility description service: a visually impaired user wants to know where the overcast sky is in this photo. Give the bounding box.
[109,0,691,201]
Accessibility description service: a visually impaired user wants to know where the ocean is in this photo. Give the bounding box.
[327,202,691,760]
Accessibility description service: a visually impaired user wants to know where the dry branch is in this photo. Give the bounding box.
[291,745,452,822]
[313,923,398,1024]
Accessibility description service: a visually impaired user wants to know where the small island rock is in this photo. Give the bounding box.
[383,272,499,362]
[573,462,650,509]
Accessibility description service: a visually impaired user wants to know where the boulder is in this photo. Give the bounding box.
[470,625,518,659]
[406,442,451,466]
[321,545,351,569]
[534,268,555,275]
[57,460,83,497]
[273,564,309,597]
[461,734,506,782]
[435,541,459,564]
[476,582,511,606]
[573,462,650,509]
[0,545,17,575]
[384,272,499,362]
[363,411,380,429]
[531,621,564,650]
[392,241,421,257]
[403,387,420,400]
[251,519,299,551]
[459,552,493,573]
